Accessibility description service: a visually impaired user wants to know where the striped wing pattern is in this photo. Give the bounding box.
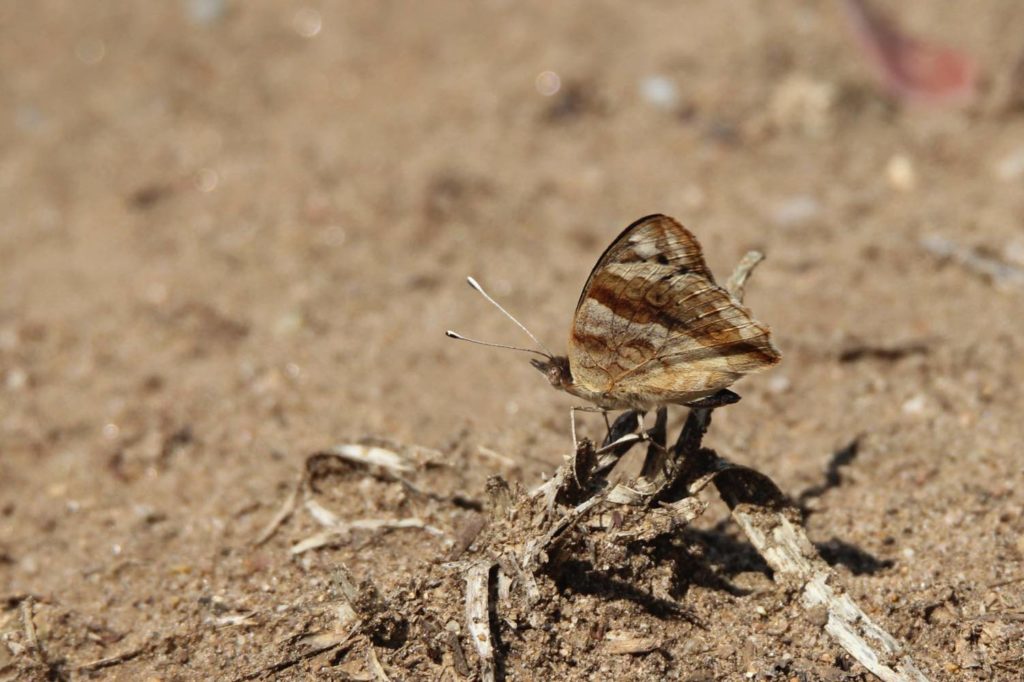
[568,215,780,407]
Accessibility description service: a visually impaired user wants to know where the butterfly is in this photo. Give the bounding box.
[448,214,781,423]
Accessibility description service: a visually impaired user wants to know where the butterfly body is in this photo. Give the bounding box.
[532,214,781,410]
[532,354,720,411]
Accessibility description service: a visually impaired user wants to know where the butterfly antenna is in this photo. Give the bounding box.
[464,276,555,357]
[444,330,550,358]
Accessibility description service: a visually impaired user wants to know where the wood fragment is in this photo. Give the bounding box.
[292,504,445,555]
[921,234,1024,291]
[729,504,929,682]
[326,443,416,474]
[20,596,52,673]
[726,250,765,301]
[233,632,356,681]
[606,482,655,505]
[529,462,569,508]
[78,645,149,672]
[476,445,518,468]
[291,530,346,555]
[213,612,258,627]
[520,493,605,573]
[331,563,362,604]
[447,513,486,560]
[253,472,304,546]
[658,496,707,525]
[496,553,540,608]
[838,340,930,363]
[446,629,472,677]
[77,632,183,673]
[603,632,661,655]
[366,644,391,681]
[347,518,444,535]
[306,498,343,527]
[988,575,1024,589]
[20,597,39,658]
[464,561,496,682]
[485,476,514,521]
[529,416,645,508]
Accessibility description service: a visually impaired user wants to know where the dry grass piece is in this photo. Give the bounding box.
[253,471,304,547]
[464,560,497,682]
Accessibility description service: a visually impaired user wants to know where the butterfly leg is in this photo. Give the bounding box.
[572,406,645,456]
[639,407,671,481]
[594,410,650,456]
[569,405,608,452]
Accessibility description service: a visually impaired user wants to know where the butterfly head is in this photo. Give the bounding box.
[530,355,573,391]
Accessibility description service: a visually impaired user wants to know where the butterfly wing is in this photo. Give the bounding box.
[568,215,780,404]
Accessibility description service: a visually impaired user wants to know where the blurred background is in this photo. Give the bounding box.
[2,1,1023,679]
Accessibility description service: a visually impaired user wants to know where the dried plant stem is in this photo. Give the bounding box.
[253,472,304,547]
[726,250,765,301]
[729,503,930,682]
[465,560,497,682]
[721,233,928,680]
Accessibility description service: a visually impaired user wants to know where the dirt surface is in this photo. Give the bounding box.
[3,2,1024,680]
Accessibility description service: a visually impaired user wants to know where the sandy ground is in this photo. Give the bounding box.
[2,2,1024,680]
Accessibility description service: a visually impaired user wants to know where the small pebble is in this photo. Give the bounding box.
[1004,239,1024,267]
[768,375,791,394]
[680,184,705,210]
[901,394,927,416]
[185,0,226,25]
[75,38,106,65]
[886,154,917,192]
[994,147,1024,181]
[639,75,680,111]
[292,8,322,38]
[535,71,561,96]
[273,312,303,336]
[771,195,821,227]
[769,74,836,135]
[5,368,27,390]
[194,168,219,192]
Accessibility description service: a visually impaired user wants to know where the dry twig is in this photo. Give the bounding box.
[253,471,305,547]
[366,644,391,681]
[464,560,497,682]
[922,234,1024,291]
[730,503,929,682]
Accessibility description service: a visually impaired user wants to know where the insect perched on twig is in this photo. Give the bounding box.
[448,214,781,445]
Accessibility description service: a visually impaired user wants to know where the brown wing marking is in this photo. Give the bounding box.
[569,214,780,400]
[609,279,781,395]
[573,214,713,313]
[571,258,779,397]
[569,215,715,391]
